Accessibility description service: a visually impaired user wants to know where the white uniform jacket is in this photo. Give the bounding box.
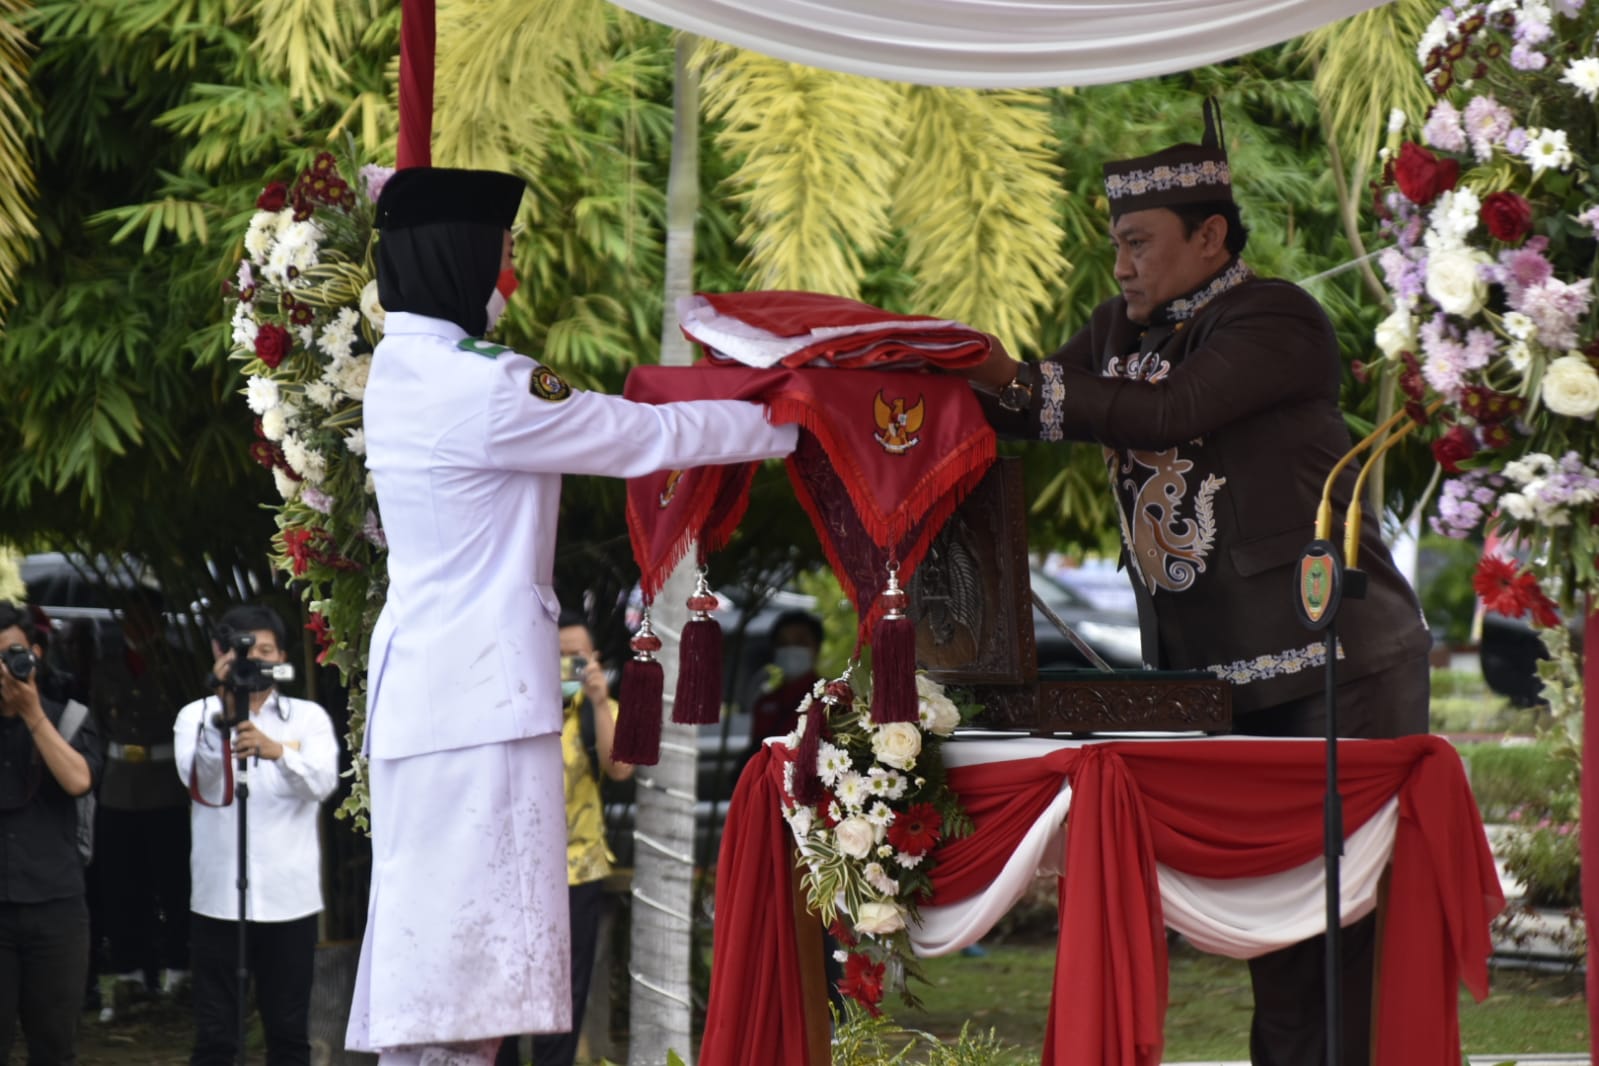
[361,312,799,759]
[173,692,340,921]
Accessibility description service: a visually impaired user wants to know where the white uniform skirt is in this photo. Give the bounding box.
[346,735,570,1051]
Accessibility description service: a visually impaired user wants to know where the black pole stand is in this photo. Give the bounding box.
[1292,539,1365,1066]
[226,668,253,1066]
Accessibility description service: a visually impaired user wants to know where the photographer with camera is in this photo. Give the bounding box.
[173,605,338,1066]
[0,600,101,1066]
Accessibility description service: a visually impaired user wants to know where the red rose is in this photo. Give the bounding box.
[1393,142,1459,206]
[256,182,289,212]
[254,324,292,368]
[1429,424,1477,474]
[1481,191,1533,243]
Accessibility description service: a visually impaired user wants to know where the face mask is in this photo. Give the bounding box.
[484,268,520,334]
[561,679,582,700]
[773,646,816,679]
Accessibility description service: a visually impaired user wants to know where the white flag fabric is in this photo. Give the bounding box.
[605,0,1389,88]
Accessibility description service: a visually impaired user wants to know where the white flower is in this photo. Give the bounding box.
[784,805,814,839]
[260,407,287,442]
[319,307,360,361]
[834,817,876,860]
[298,449,327,485]
[230,302,258,350]
[865,801,894,829]
[1541,353,1599,418]
[914,675,961,735]
[272,468,300,501]
[862,862,899,897]
[1425,249,1490,316]
[243,209,287,262]
[1387,108,1407,134]
[1501,312,1536,341]
[359,279,386,334]
[304,381,337,410]
[244,376,280,415]
[867,767,908,800]
[1374,308,1415,358]
[896,851,925,869]
[364,471,375,495]
[870,721,922,770]
[875,844,893,858]
[853,901,906,936]
[817,742,851,786]
[263,218,322,287]
[835,771,869,811]
[1562,57,1599,101]
[1523,127,1575,173]
[1505,340,1533,373]
[344,428,366,457]
[325,352,372,401]
[1503,453,1555,484]
[280,433,309,476]
[832,949,848,964]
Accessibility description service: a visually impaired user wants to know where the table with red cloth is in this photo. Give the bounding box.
[701,733,1504,1066]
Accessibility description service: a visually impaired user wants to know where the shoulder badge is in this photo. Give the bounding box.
[457,338,510,359]
[529,364,572,403]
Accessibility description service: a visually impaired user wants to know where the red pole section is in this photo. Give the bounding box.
[396,0,435,169]
[1585,595,1598,1061]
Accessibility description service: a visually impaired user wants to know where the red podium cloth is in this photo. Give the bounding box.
[623,365,994,630]
[701,735,1503,1066]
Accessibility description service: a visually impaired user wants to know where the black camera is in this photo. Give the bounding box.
[222,632,294,694]
[1,643,35,683]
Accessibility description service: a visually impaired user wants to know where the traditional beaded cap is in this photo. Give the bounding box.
[1102,98,1232,219]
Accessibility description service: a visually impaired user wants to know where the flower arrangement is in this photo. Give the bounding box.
[225,144,394,823]
[1369,0,1599,630]
[779,671,973,1015]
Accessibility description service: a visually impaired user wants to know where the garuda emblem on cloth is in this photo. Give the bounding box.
[873,391,925,454]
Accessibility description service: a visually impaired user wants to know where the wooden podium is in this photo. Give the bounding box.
[907,457,1232,734]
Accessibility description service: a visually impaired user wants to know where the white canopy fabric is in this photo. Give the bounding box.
[605,0,1389,88]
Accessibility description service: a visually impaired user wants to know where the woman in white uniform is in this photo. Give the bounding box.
[345,167,798,1065]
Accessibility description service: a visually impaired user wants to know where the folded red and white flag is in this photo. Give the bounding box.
[678,290,991,370]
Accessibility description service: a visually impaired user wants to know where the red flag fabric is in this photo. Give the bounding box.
[623,364,995,633]
[396,0,435,169]
[680,291,992,370]
[701,735,1503,1066]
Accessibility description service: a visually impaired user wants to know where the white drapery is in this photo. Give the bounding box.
[604,0,1389,88]
[908,736,1397,960]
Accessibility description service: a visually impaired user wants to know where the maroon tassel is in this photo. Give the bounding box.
[672,570,723,725]
[870,563,918,723]
[613,613,664,766]
[791,698,827,806]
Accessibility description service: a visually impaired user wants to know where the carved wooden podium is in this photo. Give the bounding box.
[908,457,1232,734]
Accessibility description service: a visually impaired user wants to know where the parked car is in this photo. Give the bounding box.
[1030,565,1144,670]
[1479,608,1583,707]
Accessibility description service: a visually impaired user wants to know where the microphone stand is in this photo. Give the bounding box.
[224,673,254,1066]
[1300,402,1435,1066]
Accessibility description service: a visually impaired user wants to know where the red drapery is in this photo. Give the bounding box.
[396,0,435,168]
[703,735,1503,1066]
[623,365,994,631]
[1585,599,1597,1048]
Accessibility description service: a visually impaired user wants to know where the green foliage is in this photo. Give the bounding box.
[831,1007,1027,1066]
[1417,532,1484,643]
[1460,740,1574,822]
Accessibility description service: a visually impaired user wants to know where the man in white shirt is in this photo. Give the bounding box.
[346,167,798,1065]
[174,604,339,1066]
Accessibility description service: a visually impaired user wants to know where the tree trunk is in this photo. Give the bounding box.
[627,32,701,1066]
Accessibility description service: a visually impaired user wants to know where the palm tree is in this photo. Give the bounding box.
[0,0,38,326]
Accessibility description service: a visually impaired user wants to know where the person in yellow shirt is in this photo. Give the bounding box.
[497,610,632,1066]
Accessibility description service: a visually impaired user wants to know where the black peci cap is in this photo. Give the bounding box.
[1102,98,1233,220]
[375,166,526,231]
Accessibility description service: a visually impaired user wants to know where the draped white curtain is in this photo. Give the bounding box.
[604,0,1389,88]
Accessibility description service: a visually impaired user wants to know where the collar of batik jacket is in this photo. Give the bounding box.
[1147,256,1252,327]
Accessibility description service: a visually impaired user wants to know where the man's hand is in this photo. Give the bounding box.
[233,720,285,761]
[0,665,44,728]
[944,333,1023,391]
[580,655,610,708]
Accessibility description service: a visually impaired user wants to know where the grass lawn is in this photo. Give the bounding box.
[891,939,1588,1061]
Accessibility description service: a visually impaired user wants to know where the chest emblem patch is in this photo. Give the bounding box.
[529,365,572,402]
[873,390,925,454]
[1106,447,1226,595]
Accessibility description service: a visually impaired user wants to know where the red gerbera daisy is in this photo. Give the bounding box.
[838,953,885,1016]
[886,802,943,857]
